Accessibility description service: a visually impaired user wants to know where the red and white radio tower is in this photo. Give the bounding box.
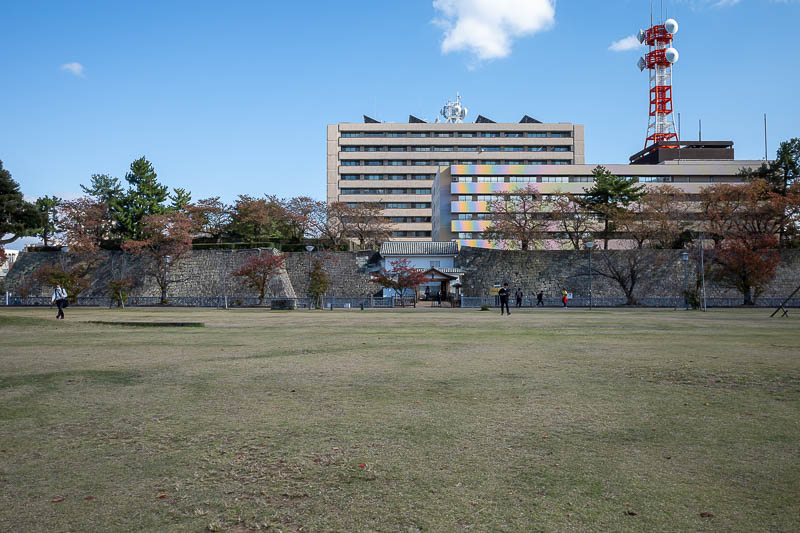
[637,17,679,148]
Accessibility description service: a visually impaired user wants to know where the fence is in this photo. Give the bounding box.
[0,294,396,309]
[460,296,800,308]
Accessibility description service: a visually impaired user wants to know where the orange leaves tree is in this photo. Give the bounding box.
[121,212,194,304]
[371,258,428,306]
[485,184,547,250]
[700,180,788,305]
[231,251,287,305]
[711,233,780,305]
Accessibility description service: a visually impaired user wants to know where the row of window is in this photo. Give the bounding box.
[342,174,434,181]
[341,188,431,195]
[391,231,432,237]
[341,131,572,138]
[342,202,433,209]
[451,176,678,183]
[341,160,572,166]
[341,146,572,153]
[388,216,431,223]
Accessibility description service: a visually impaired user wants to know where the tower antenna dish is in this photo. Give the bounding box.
[440,93,468,124]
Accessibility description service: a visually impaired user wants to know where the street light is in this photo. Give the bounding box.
[305,245,315,309]
[585,241,595,310]
[680,251,689,310]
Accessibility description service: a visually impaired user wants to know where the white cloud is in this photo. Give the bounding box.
[60,62,85,77]
[713,0,741,7]
[609,35,645,52]
[433,0,556,61]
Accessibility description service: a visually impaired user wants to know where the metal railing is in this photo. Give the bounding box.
[460,296,800,308]
[0,295,396,309]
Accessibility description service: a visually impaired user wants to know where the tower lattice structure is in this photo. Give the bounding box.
[638,20,679,148]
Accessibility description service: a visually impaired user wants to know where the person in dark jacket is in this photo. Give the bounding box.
[515,288,523,308]
[499,283,511,316]
[536,291,544,307]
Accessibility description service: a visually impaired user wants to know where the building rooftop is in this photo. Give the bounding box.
[380,241,459,256]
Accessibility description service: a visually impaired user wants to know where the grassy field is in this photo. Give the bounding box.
[0,306,798,532]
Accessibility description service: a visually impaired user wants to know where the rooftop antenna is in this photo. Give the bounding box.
[699,119,702,142]
[440,93,468,124]
[764,113,768,161]
[637,4,679,149]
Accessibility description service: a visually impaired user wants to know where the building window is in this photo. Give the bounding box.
[409,132,429,137]
[342,132,361,138]
[389,146,405,152]
[387,132,406,137]
[454,176,472,182]
[477,176,503,182]
[551,146,571,152]
[342,146,359,152]
[412,146,431,151]
[364,132,385,137]
[480,132,499,137]
[476,213,491,220]
[552,161,569,165]
[503,146,524,152]
[483,160,499,165]
[364,146,379,152]
[571,176,594,182]
[480,146,500,151]
[342,161,359,166]
[436,133,452,137]
[458,232,474,238]
[527,132,546,137]
[412,161,429,166]
[505,132,522,137]
[505,161,523,164]
[434,146,454,151]
[366,174,383,180]
[366,161,383,166]
[457,146,476,152]
[459,160,476,165]
[551,132,572,138]
[510,176,535,182]
[388,174,406,180]
[457,195,472,201]
[541,177,568,183]
[430,260,441,268]
[460,132,475,137]
[388,161,406,166]
[458,214,472,220]
[529,146,546,152]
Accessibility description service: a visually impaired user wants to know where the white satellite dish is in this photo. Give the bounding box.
[637,29,646,43]
[664,18,679,34]
[637,57,646,71]
[665,47,679,64]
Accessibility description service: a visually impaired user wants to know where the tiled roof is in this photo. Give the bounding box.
[380,241,459,256]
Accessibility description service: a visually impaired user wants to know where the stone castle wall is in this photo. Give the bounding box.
[3,247,799,304]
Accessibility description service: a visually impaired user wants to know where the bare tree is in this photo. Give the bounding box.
[551,192,593,249]
[485,185,548,250]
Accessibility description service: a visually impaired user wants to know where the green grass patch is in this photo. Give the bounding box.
[0,307,798,532]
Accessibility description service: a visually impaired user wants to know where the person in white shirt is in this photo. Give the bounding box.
[51,284,68,319]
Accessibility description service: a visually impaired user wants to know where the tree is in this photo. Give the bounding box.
[590,248,669,305]
[616,185,689,249]
[0,160,44,245]
[551,193,592,249]
[108,278,134,308]
[60,197,113,254]
[231,251,288,305]
[229,195,287,243]
[116,157,170,240]
[169,188,192,212]
[310,201,348,249]
[371,258,428,306]
[485,184,547,250]
[121,212,194,304]
[34,196,63,246]
[338,202,391,250]
[308,257,329,308]
[285,196,321,240]
[577,166,646,249]
[33,264,89,303]
[189,197,232,243]
[710,232,780,305]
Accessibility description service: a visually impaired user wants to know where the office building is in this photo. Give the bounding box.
[327,98,585,241]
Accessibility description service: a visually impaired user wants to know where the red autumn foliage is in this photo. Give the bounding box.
[371,258,429,306]
[231,251,287,304]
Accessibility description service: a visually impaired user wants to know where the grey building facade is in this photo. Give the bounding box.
[327,117,585,241]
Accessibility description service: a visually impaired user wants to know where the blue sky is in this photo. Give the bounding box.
[2,0,798,243]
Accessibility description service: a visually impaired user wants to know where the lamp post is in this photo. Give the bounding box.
[680,251,689,310]
[585,241,595,310]
[305,245,315,308]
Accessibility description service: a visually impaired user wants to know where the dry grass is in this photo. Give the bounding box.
[1,306,798,532]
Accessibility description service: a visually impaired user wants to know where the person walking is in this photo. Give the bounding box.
[561,289,569,310]
[51,284,68,319]
[499,282,511,316]
[536,290,544,307]
[515,288,523,308]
